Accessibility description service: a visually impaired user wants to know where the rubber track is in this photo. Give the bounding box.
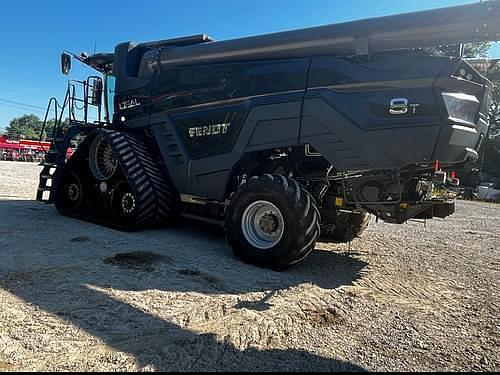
[56,129,175,231]
[103,130,175,227]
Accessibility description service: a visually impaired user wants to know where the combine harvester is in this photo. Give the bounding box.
[37,1,499,269]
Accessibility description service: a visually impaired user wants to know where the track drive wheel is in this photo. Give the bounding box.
[224,175,320,270]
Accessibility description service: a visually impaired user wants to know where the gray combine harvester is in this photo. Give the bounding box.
[37,1,499,269]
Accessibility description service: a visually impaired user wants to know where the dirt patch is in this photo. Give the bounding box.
[306,307,346,327]
[103,251,171,271]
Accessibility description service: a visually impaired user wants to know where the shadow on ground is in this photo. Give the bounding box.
[0,200,367,371]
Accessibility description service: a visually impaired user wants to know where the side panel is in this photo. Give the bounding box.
[112,42,154,128]
[301,96,441,171]
[151,100,302,200]
[189,101,302,199]
[150,58,309,200]
[169,106,249,160]
[151,58,308,112]
[113,82,152,128]
[301,54,449,171]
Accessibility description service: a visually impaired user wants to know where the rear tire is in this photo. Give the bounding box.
[320,210,370,243]
[224,175,320,270]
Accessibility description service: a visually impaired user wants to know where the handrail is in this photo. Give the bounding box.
[39,97,59,153]
[67,78,103,123]
[39,77,105,156]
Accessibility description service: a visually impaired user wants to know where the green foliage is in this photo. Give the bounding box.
[4,114,69,141]
[6,114,44,140]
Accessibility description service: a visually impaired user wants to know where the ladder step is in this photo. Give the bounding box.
[36,194,54,203]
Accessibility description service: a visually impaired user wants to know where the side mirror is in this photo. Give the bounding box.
[61,53,71,75]
[91,79,103,106]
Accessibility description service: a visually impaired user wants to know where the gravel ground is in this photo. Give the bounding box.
[0,160,498,371]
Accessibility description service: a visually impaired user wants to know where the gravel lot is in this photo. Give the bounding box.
[0,160,498,371]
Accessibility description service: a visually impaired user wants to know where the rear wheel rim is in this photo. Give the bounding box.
[241,200,284,250]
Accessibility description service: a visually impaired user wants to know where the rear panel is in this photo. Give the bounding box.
[300,52,490,171]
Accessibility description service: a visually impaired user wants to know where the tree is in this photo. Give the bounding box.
[6,115,43,140]
[4,114,68,141]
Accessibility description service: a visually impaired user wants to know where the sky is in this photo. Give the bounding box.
[1,0,499,132]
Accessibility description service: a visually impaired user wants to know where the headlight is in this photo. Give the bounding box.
[442,92,480,126]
